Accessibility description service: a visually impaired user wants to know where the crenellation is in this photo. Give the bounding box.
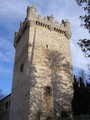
[62,20,65,25]
[26,5,71,34]
[47,15,54,23]
[59,23,64,29]
[14,21,28,48]
[55,21,59,25]
[14,5,71,48]
[44,16,47,21]
[64,19,71,39]
[26,5,37,21]
[38,14,42,20]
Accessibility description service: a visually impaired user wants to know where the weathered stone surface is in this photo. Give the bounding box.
[0,94,11,120]
[9,5,73,120]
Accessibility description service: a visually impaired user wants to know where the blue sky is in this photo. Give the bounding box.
[0,0,90,95]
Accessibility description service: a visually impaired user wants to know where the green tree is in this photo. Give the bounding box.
[86,82,90,115]
[75,0,90,80]
[75,0,90,57]
[72,75,89,116]
[72,75,80,116]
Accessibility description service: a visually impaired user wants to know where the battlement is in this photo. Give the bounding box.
[14,5,71,48]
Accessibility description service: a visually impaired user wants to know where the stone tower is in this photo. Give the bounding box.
[9,5,73,120]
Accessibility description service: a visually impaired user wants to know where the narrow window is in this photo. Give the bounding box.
[20,63,24,72]
[46,45,48,48]
[6,102,8,109]
[45,86,51,95]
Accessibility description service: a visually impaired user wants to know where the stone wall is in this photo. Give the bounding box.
[9,5,73,120]
[0,94,11,120]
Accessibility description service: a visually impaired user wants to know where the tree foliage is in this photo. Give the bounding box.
[75,0,90,58]
[76,0,90,32]
[45,50,73,119]
[72,75,90,116]
[78,39,90,57]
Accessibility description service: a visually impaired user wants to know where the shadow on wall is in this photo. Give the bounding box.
[26,25,73,119]
[45,50,73,119]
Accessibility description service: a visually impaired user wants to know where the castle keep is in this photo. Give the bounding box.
[9,5,74,120]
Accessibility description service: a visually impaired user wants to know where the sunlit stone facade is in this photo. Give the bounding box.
[9,5,73,120]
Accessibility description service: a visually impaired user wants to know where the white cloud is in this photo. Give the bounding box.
[0,52,11,62]
[71,40,90,72]
[0,65,12,74]
[0,37,13,50]
[0,37,14,62]
[0,0,89,74]
[0,0,29,20]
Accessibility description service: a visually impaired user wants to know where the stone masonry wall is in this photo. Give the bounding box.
[28,21,73,119]
[9,5,73,120]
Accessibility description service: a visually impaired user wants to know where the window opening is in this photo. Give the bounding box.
[45,86,51,95]
[46,45,48,48]
[20,63,24,72]
[6,102,8,109]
